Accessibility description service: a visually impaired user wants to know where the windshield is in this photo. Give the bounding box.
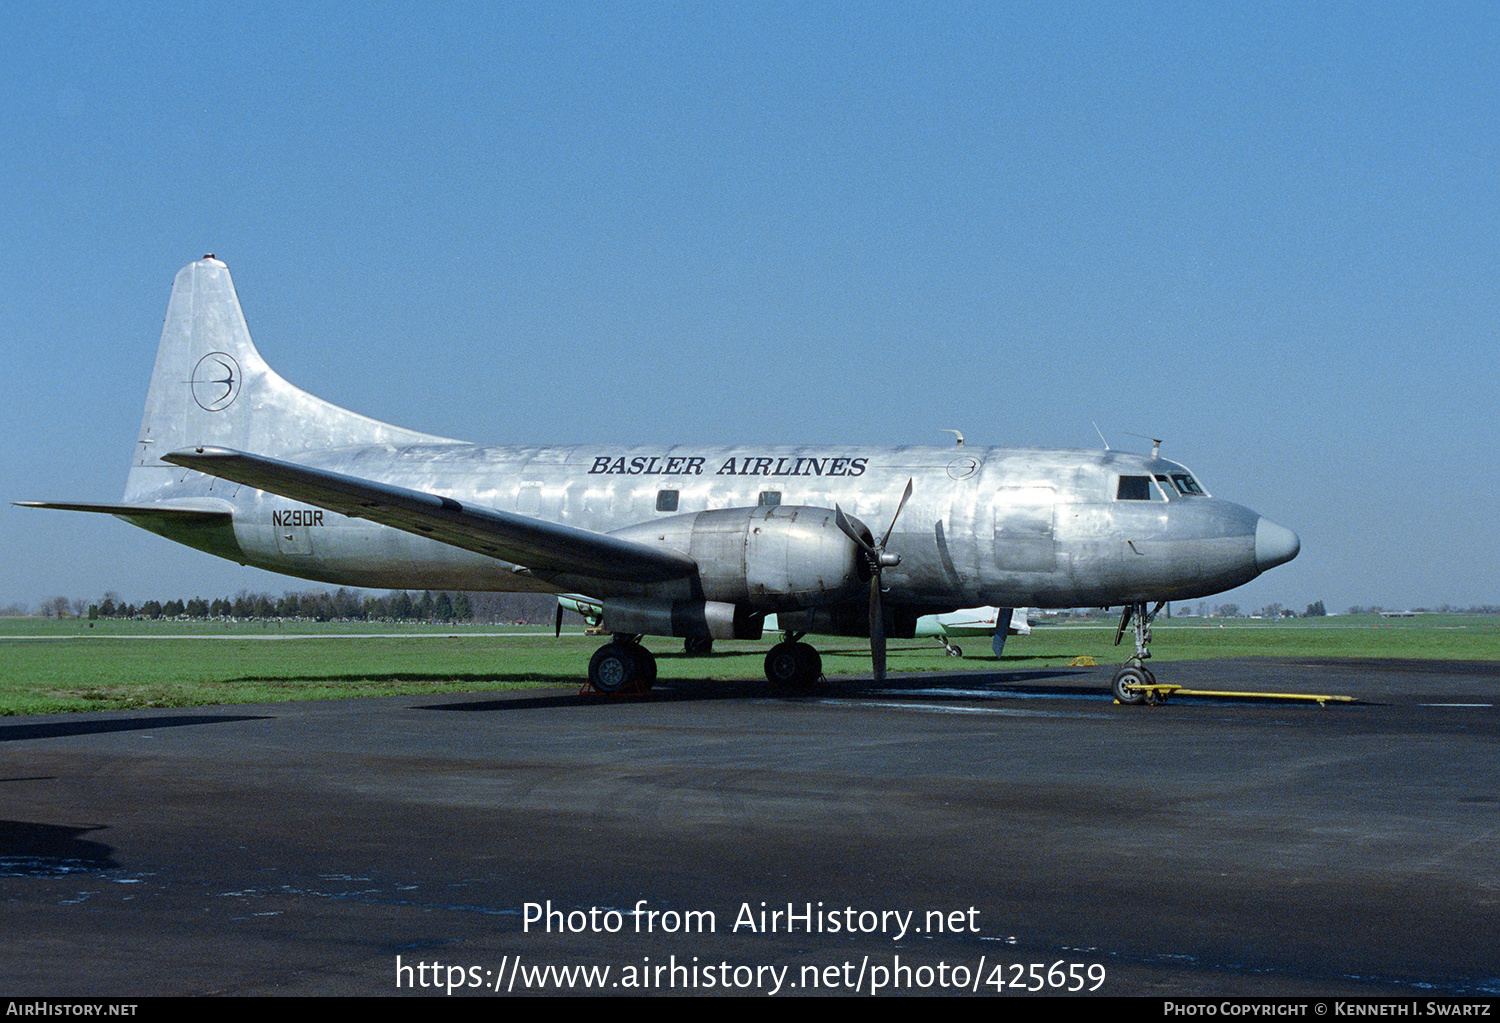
[1151,472,1207,497]
[1170,473,1205,496]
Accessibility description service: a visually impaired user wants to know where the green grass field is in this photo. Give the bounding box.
[2,614,1497,715]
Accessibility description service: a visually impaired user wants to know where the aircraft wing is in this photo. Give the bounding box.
[162,447,697,583]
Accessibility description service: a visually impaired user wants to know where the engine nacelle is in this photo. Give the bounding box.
[611,505,868,611]
[599,598,764,640]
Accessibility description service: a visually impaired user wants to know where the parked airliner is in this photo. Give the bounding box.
[21,257,1299,702]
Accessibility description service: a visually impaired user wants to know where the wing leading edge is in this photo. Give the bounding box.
[162,447,697,584]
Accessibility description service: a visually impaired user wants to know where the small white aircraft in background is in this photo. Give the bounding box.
[915,607,1031,658]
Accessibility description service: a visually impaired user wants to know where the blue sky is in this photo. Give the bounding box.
[3,2,1496,612]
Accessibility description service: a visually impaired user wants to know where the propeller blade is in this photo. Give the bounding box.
[846,478,913,683]
[993,607,1013,658]
[555,603,564,638]
[879,478,914,551]
[834,504,876,555]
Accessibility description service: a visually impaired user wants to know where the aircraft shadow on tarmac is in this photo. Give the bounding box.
[420,666,1102,713]
[0,714,271,743]
[216,672,580,685]
[0,819,118,877]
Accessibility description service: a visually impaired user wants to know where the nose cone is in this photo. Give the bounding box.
[1255,518,1300,572]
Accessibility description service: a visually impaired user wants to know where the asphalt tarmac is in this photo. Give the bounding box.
[2,657,1497,997]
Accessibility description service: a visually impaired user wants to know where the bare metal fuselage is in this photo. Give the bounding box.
[138,440,1272,612]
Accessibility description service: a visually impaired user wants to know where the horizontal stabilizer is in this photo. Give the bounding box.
[162,447,698,583]
[15,500,232,523]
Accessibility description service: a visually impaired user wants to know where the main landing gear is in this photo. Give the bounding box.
[584,633,827,695]
[1111,601,1164,705]
[764,634,822,690]
[586,636,657,695]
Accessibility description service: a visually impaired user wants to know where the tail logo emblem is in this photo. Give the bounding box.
[191,353,241,411]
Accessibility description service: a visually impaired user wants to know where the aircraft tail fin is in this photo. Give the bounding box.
[125,257,454,502]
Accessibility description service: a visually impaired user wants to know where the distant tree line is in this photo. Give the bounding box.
[26,589,566,625]
[16,591,1500,622]
[1346,604,1500,616]
[1050,602,1334,620]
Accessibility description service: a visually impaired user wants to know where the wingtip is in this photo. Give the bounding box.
[163,445,237,464]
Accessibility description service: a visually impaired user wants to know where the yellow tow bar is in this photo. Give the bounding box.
[1120,684,1354,707]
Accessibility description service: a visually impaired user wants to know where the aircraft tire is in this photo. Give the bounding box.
[683,636,714,656]
[628,643,657,692]
[946,644,963,658]
[794,642,822,684]
[1112,666,1149,705]
[765,642,820,690]
[588,643,638,695]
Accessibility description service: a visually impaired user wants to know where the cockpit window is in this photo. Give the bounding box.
[1116,475,1152,501]
[1171,474,1204,496]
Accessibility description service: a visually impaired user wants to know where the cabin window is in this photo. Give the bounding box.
[656,490,679,512]
[758,490,781,507]
[516,483,542,514]
[1116,475,1152,501]
[1171,474,1205,496]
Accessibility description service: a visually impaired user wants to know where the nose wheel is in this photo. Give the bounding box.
[1111,664,1157,705]
[1111,601,1164,705]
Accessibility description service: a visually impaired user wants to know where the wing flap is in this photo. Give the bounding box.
[162,447,696,583]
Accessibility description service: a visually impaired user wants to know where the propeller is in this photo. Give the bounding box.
[835,478,913,682]
[555,601,564,638]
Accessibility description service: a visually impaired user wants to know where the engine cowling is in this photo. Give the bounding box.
[610,505,868,611]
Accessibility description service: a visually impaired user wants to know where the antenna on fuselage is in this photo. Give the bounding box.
[1125,432,1162,459]
[1092,421,1110,451]
[940,429,964,447]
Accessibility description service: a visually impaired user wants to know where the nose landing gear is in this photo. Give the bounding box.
[1111,601,1164,705]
